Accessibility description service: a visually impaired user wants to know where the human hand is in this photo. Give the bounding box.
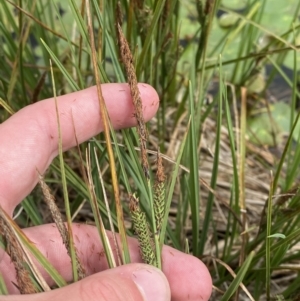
[0,83,212,301]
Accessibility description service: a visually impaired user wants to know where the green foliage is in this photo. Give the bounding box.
[1,0,300,299]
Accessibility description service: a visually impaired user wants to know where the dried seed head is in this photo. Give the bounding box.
[156,150,166,183]
[116,17,149,180]
[39,174,85,280]
[0,209,36,294]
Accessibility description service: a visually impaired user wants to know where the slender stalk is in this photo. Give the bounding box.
[266,171,274,301]
[85,0,130,264]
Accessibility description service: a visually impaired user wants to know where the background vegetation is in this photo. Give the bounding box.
[1,0,300,300]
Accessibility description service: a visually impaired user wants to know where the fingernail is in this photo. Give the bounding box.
[132,267,170,301]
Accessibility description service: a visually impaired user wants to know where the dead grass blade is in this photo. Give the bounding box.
[85,0,130,264]
[0,98,15,115]
[93,147,121,267]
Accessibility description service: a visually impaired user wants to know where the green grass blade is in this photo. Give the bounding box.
[199,59,223,255]
[86,146,116,268]
[41,39,80,91]
[50,0,85,89]
[272,109,300,193]
[136,0,166,77]
[21,197,43,226]
[187,80,200,255]
[91,0,124,82]
[265,172,274,300]
[9,220,67,288]
[50,60,79,282]
[220,251,255,301]
[221,6,298,51]
[160,118,191,246]
[0,272,8,295]
[67,0,89,46]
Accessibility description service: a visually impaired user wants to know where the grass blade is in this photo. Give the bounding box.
[160,118,191,246]
[199,59,223,255]
[187,80,200,256]
[85,0,130,264]
[50,60,83,281]
[220,251,255,301]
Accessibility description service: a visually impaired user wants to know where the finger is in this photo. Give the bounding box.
[0,84,159,215]
[0,264,170,301]
[1,224,212,301]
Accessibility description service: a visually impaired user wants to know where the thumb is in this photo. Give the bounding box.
[1,264,171,301]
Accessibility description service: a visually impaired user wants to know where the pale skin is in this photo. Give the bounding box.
[0,83,212,301]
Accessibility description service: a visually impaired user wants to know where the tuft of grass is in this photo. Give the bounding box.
[1,0,300,299]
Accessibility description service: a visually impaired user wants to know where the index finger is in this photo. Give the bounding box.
[0,83,159,215]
